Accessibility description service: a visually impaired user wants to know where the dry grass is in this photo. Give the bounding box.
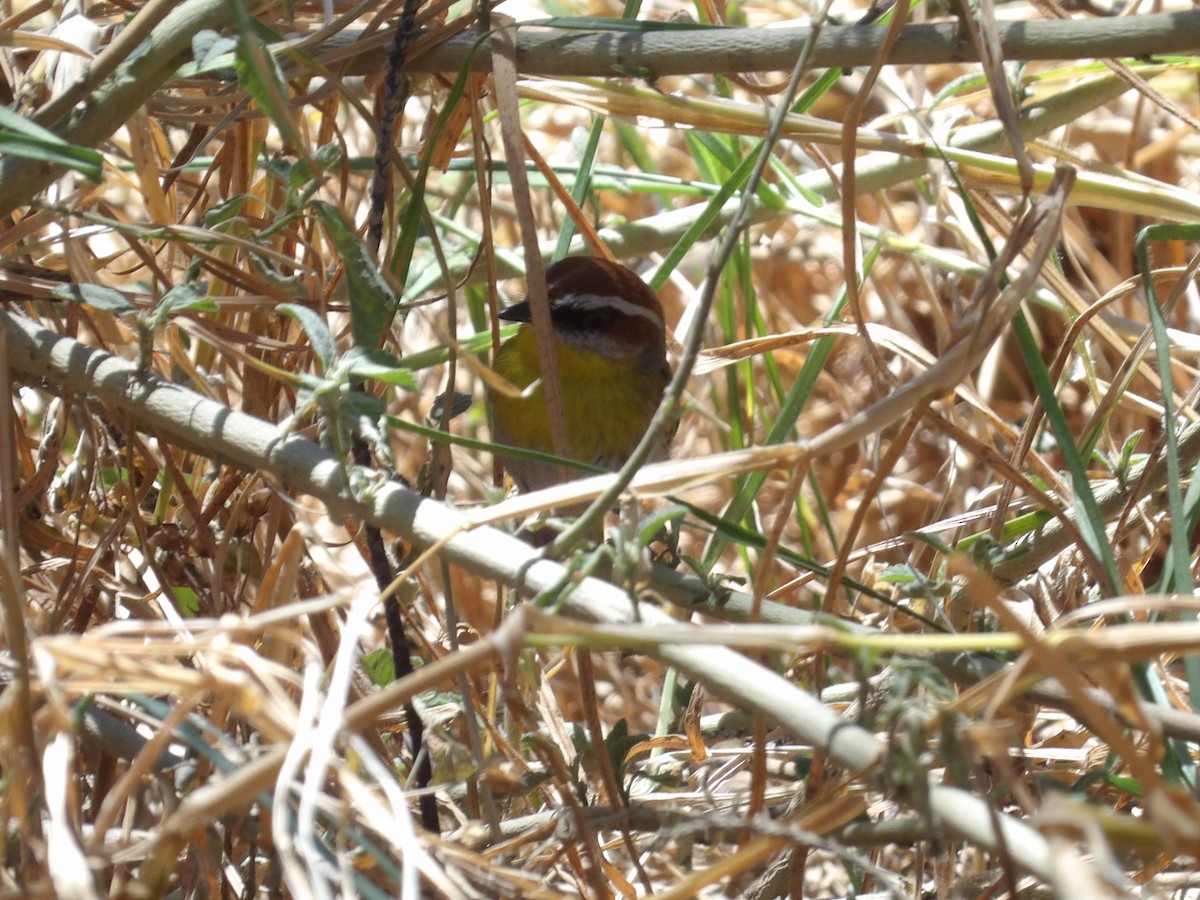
[3,0,1200,896]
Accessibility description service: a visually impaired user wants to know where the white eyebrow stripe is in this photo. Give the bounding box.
[556,291,664,328]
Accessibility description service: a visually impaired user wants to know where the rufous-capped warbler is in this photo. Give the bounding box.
[490,257,671,493]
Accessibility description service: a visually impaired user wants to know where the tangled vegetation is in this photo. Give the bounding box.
[3,0,1200,896]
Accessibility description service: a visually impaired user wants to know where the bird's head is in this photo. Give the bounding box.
[499,257,667,373]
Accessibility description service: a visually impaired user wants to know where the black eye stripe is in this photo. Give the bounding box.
[549,292,663,330]
[551,301,617,332]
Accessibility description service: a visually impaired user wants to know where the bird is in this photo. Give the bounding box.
[489,256,672,494]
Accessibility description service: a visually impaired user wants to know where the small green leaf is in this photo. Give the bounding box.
[0,106,103,182]
[51,283,136,315]
[156,282,215,322]
[636,504,686,548]
[230,4,303,152]
[286,143,343,189]
[931,72,987,110]
[361,648,395,685]
[192,30,238,71]
[278,303,337,373]
[878,564,919,586]
[312,142,344,173]
[1102,773,1143,797]
[342,389,386,422]
[262,156,293,185]
[312,200,396,349]
[603,719,644,806]
[1116,429,1145,477]
[203,195,250,227]
[342,347,417,389]
[171,586,200,618]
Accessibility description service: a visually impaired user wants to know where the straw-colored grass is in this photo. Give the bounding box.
[3,0,1200,896]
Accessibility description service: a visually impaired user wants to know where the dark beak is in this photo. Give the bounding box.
[498,301,532,323]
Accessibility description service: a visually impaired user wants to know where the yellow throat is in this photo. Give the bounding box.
[491,327,669,492]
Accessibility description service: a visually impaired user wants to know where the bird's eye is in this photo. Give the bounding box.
[583,311,609,331]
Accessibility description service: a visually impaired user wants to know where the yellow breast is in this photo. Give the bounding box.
[490,329,667,491]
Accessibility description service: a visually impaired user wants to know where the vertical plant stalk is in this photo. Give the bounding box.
[491,23,572,472]
[368,0,425,258]
[0,326,43,854]
[364,0,441,835]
